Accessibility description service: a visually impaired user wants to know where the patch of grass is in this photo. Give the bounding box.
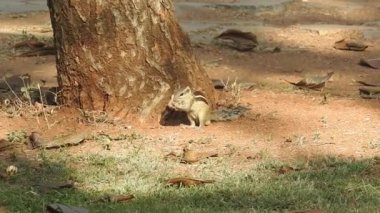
[0,147,379,213]
[6,130,27,143]
[367,139,380,149]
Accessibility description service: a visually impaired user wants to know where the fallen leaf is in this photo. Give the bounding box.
[45,203,89,213]
[164,152,179,161]
[359,58,380,69]
[214,29,258,51]
[0,207,7,213]
[43,133,90,149]
[334,39,367,51]
[109,195,135,203]
[50,180,76,189]
[18,46,56,57]
[97,194,135,203]
[278,166,295,174]
[286,209,324,213]
[284,72,334,91]
[166,177,215,187]
[356,80,380,87]
[359,86,380,99]
[14,39,46,49]
[181,148,218,164]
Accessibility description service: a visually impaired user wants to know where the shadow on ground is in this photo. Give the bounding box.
[1,146,379,212]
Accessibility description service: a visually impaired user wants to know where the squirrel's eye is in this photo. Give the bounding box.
[179,93,184,96]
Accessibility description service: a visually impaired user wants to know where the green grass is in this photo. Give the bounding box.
[0,144,379,213]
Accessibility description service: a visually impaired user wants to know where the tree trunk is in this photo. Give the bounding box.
[47,0,214,122]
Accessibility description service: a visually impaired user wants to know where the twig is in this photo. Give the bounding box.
[313,142,336,146]
[37,83,51,129]
[2,78,23,103]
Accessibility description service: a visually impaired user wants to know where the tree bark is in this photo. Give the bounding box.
[47,0,214,122]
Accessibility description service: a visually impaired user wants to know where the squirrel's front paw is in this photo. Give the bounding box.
[180,124,199,129]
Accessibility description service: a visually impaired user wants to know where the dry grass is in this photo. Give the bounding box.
[0,134,379,212]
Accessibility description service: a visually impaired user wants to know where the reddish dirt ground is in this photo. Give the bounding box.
[0,0,379,166]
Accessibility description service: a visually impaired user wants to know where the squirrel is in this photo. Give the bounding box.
[166,86,250,128]
[168,86,211,128]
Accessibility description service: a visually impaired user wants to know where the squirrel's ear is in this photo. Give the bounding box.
[184,86,191,92]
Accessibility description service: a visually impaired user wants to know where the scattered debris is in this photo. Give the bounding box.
[13,39,56,57]
[284,72,334,91]
[238,82,256,91]
[214,29,258,51]
[96,194,135,203]
[0,172,7,179]
[164,152,180,161]
[333,39,368,51]
[14,39,46,49]
[319,94,329,105]
[49,180,76,190]
[27,132,42,149]
[79,110,113,124]
[6,130,28,144]
[0,139,14,152]
[5,165,18,176]
[45,203,89,213]
[166,177,215,187]
[211,105,250,121]
[278,166,295,174]
[181,147,218,164]
[255,46,281,53]
[42,133,90,150]
[36,180,77,192]
[19,46,56,57]
[286,209,324,213]
[212,79,256,91]
[359,86,380,99]
[356,80,380,87]
[359,58,380,69]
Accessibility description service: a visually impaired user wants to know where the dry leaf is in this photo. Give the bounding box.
[45,203,89,213]
[14,39,46,49]
[334,39,367,51]
[359,86,380,99]
[50,180,76,189]
[164,152,179,161]
[356,80,380,87]
[359,58,380,69]
[285,72,334,91]
[97,194,135,203]
[108,195,135,203]
[181,148,218,164]
[214,29,258,51]
[278,166,295,174]
[286,209,324,213]
[166,177,215,187]
[19,46,56,57]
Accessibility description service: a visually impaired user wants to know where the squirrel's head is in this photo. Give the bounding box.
[168,86,195,111]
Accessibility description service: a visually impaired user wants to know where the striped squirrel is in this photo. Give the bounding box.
[167,86,250,128]
[168,86,211,128]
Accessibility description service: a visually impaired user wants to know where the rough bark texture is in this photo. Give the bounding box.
[47,0,214,122]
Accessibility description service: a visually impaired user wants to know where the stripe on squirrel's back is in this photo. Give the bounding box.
[193,91,206,97]
[194,95,208,105]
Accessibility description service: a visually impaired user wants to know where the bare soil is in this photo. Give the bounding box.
[0,0,379,169]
